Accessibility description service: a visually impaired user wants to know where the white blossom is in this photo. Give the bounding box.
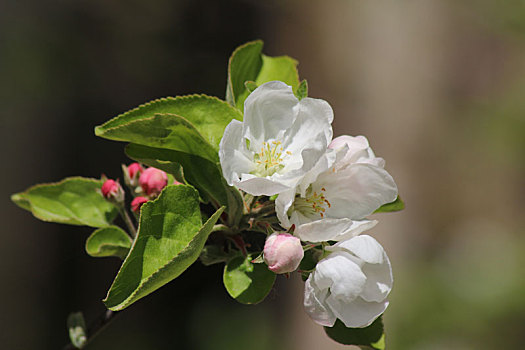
[219,81,334,196]
[304,235,393,328]
[276,135,397,242]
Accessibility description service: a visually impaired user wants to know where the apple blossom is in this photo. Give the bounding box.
[139,167,168,196]
[263,233,304,274]
[219,81,334,196]
[304,235,392,328]
[276,135,397,242]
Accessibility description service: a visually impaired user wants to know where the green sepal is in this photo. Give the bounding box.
[223,254,276,304]
[125,143,243,226]
[226,40,300,110]
[324,317,385,349]
[11,177,118,227]
[374,196,405,213]
[95,94,242,150]
[103,185,224,311]
[244,80,258,93]
[85,226,132,259]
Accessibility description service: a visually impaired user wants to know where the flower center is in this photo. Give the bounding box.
[292,187,331,219]
[252,141,291,177]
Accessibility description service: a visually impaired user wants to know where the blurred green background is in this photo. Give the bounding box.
[1,0,524,349]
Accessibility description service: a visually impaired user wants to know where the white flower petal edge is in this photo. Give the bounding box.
[276,134,397,241]
[304,235,392,328]
[219,81,334,196]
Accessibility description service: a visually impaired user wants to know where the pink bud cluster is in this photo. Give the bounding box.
[100,163,177,214]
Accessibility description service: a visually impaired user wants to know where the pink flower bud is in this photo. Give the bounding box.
[131,196,149,213]
[128,162,143,180]
[101,179,124,203]
[263,233,304,274]
[139,167,168,196]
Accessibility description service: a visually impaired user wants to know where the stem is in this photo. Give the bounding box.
[119,206,137,238]
[63,310,118,350]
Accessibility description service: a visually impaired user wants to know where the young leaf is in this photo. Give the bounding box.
[125,143,243,226]
[94,113,219,163]
[374,196,405,213]
[223,254,276,304]
[226,40,264,107]
[11,177,118,227]
[226,40,300,110]
[324,317,385,349]
[103,185,224,311]
[296,79,308,100]
[85,226,132,259]
[95,95,242,150]
[67,312,87,349]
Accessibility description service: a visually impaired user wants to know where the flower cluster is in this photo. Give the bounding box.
[102,163,175,213]
[220,81,398,328]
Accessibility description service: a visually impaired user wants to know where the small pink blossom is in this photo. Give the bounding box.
[101,179,124,203]
[263,233,304,274]
[131,196,149,213]
[139,167,168,196]
[128,162,143,180]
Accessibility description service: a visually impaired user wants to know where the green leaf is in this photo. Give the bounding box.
[95,95,242,150]
[67,312,87,349]
[125,143,243,226]
[11,177,118,227]
[223,254,276,304]
[95,113,219,163]
[296,79,308,100]
[103,185,224,311]
[324,317,385,349]
[226,40,264,107]
[374,196,405,213]
[226,40,300,110]
[85,226,132,259]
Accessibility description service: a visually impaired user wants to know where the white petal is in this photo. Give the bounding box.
[332,235,385,264]
[304,277,337,327]
[297,148,337,197]
[219,120,254,186]
[295,218,357,243]
[326,296,388,328]
[319,163,398,219]
[330,135,385,169]
[327,219,378,242]
[275,189,296,229]
[243,81,298,146]
[334,235,393,302]
[314,252,366,302]
[235,174,290,196]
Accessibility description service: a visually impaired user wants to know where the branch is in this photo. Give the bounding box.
[63,310,119,350]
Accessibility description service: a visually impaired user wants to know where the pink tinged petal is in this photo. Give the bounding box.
[321,163,398,220]
[304,277,337,327]
[326,296,389,328]
[314,252,366,302]
[243,81,298,146]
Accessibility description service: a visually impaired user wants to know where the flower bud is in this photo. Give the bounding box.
[131,196,149,213]
[139,167,168,196]
[263,233,304,274]
[101,179,124,203]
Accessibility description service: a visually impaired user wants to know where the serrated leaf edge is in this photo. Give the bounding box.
[95,94,241,136]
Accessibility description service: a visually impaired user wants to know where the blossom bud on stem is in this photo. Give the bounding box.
[263,233,304,274]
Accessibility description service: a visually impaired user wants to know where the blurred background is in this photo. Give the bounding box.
[1,0,524,349]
